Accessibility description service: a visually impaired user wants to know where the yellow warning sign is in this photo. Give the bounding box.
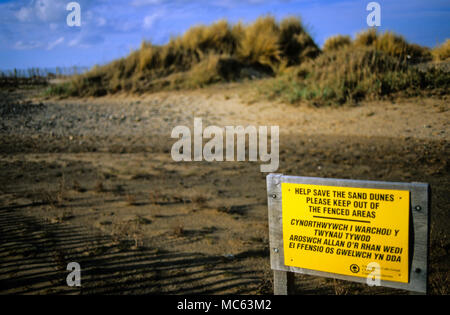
[282,183,410,283]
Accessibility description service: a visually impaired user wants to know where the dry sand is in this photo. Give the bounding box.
[0,84,448,294]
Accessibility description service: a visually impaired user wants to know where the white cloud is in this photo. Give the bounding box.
[131,0,278,7]
[143,13,160,29]
[68,38,79,47]
[35,0,66,22]
[47,36,64,50]
[15,7,33,22]
[14,40,43,50]
[13,0,67,23]
[97,17,107,27]
[68,33,104,48]
[132,0,163,7]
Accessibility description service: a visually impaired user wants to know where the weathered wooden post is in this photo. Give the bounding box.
[267,174,429,294]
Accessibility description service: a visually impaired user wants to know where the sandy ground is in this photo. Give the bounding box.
[0,83,448,294]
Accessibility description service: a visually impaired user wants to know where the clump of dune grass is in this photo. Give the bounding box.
[432,39,450,61]
[261,46,449,106]
[48,15,319,97]
[354,29,432,63]
[322,35,352,52]
[278,17,320,66]
[236,16,281,70]
[321,29,432,63]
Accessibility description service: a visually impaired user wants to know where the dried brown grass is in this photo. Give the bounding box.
[49,16,318,97]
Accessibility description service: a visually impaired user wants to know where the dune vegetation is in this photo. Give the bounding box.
[46,15,449,106]
[260,28,449,105]
[432,39,450,61]
[47,16,319,97]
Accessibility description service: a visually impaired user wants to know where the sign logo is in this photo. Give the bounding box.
[350,264,360,273]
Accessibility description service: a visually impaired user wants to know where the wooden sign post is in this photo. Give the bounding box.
[267,174,429,294]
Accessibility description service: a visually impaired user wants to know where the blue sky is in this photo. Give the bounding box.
[1,0,449,70]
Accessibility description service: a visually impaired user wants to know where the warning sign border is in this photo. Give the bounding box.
[267,174,429,294]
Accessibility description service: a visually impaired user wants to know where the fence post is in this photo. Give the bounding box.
[273,270,295,295]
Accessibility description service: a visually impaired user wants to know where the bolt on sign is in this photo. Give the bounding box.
[266,174,429,294]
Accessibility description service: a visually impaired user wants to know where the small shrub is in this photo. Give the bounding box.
[44,82,77,97]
